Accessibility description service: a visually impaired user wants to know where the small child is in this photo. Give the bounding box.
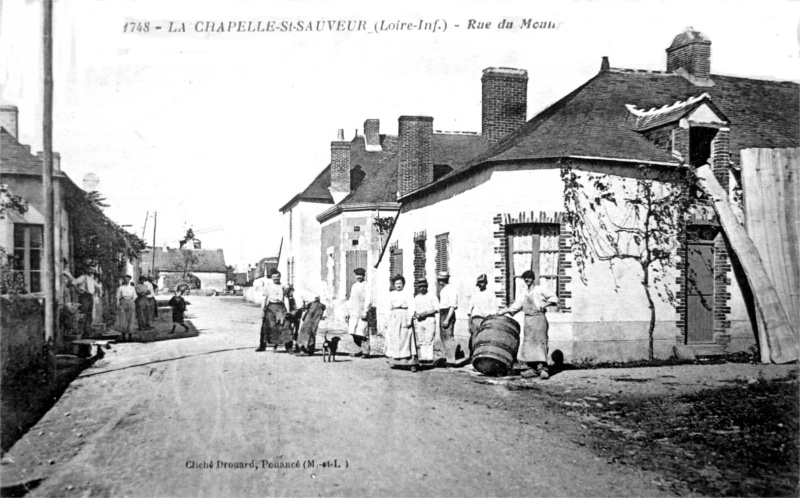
[168,289,190,334]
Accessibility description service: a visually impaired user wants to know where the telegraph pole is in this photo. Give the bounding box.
[141,210,149,239]
[150,211,157,275]
[42,0,57,378]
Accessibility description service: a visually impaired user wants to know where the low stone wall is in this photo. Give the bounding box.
[1,295,44,381]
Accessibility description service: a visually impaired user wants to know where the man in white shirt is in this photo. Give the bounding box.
[346,268,372,357]
[66,268,101,336]
[467,274,498,357]
[116,274,137,341]
[257,271,288,352]
[437,271,459,364]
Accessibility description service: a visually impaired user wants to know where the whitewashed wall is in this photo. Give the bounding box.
[280,200,327,296]
[377,164,754,362]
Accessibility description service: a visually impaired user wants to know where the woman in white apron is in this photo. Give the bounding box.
[413,278,439,363]
[384,275,419,372]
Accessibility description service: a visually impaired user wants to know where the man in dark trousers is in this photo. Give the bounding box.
[65,267,101,337]
[257,271,288,352]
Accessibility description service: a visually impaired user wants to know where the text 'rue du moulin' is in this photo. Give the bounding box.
[123,18,560,34]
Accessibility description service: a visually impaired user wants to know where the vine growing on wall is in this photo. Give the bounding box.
[1,185,29,294]
[65,184,147,318]
[561,161,696,360]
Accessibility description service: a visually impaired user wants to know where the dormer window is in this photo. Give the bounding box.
[627,93,729,166]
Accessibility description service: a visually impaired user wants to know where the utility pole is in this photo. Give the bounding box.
[42,0,57,379]
[150,211,157,276]
[141,210,149,239]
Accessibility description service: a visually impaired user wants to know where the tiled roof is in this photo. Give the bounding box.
[0,127,65,177]
[143,247,227,273]
[340,132,485,206]
[279,165,334,212]
[420,69,798,196]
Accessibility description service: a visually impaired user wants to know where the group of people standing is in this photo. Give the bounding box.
[256,270,326,355]
[115,274,189,341]
[384,269,559,377]
[258,265,559,379]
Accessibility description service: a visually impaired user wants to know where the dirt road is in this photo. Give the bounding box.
[2,296,674,497]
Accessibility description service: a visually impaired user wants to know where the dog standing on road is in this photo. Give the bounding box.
[322,335,341,362]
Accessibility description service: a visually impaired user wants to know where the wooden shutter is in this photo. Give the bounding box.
[390,247,403,281]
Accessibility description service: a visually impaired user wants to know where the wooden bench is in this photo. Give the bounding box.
[71,339,112,359]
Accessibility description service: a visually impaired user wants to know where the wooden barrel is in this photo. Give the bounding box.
[472,315,520,376]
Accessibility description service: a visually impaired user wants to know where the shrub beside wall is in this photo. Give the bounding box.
[1,295,44,382]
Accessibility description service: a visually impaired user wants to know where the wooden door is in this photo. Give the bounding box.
[345,250,368,299]
[686,239,715,343]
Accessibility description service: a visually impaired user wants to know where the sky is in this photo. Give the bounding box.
[1,0,798,270]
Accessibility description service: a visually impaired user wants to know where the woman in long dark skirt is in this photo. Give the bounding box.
[297,297,326,355]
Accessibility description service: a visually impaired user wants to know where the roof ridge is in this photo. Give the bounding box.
[610,67,799,86]
[434,130,479,135]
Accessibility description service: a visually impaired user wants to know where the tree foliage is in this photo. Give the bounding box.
[561,161,696,360]
[65,185,147,302]
[0,183,28,218]
[172,249,199,280]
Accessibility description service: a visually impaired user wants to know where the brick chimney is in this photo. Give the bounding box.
[364,119,381,151]
[666,27,711,79]
[0,104,18,139]
[330,129,351,203]
[481,67,528,145]
[397,116,433,198]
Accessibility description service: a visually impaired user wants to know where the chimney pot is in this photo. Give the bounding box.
[363,119,381,151]
[481,67,528,145]
[0,104,19,140]
[336,129,345,141]
[666,27,711,79]
[601,56,610,71]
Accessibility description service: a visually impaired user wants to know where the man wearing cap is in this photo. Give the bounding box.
[135,276,153,331]
[467,274,498,357]
[257,271,288,352]
[66,268,102,336]
[116,274,137,342]
[499,270,559,379]
[346,268,372,357]
[413,278,439,363]
[437,271,459,364]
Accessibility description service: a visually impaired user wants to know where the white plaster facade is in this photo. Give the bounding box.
[319,208,392,330]
[279,200,328,297]
[377,163,756,362]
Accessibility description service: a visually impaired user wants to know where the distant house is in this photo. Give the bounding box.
[280,119,483,327]
[141,247,228,293]
[376,28,799,361]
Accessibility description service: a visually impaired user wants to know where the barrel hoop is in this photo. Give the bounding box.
[477,322,520,339]
[473,340,517,357]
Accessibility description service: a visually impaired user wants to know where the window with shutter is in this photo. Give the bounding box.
[414,234,426,294]
[435,233,449,273]
[389,246,403,285]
